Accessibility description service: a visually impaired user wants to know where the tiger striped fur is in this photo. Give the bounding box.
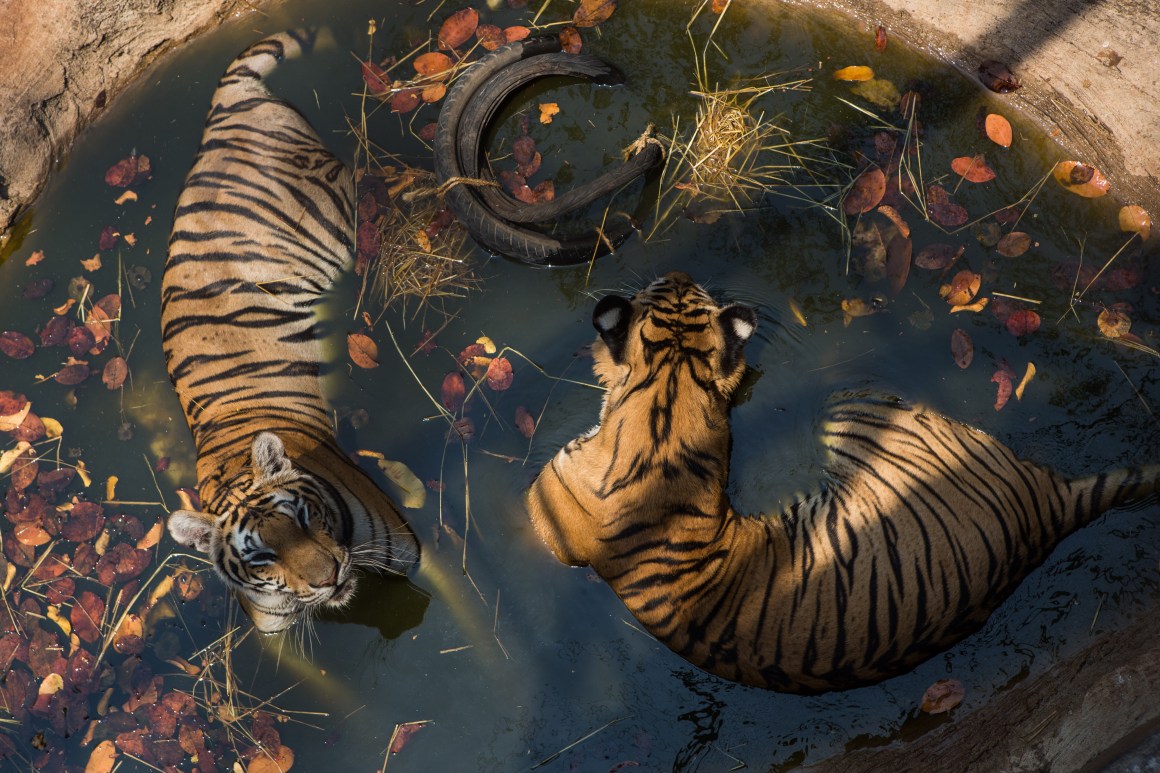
[525,272,1159,693]
[161,31,419,634]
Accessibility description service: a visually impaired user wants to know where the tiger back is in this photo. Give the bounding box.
[161,31,419,633]
[526,271,1159,693]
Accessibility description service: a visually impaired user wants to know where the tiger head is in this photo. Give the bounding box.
[590,272,757,415]
[167,432,356,633]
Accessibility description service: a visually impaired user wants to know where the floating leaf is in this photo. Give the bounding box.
[978,60,1020,92]
[86,739,118,773]
[476,24,506,50]
[414,52,453,78]
[504,26,531,43]
[98,226,119,251]
[951,155,996,183]
[248,746,295,773]
[102,356,129,389]
[0,331,36,360]
[440,372,466,413]
[711,0,729,12]
[950,328,973,369]
[995,232,1032,257]
[1097,308,1131,339]
[390,721,431,754]
[1005,309,1041,336]
[874,25,887,52]
[850,78,901,109]
[877,205,910,238]
[55,362,90,386]
[61,501,105,542]
[914,243,961,270]
[438,8,479,49]
[844,168,886,215]
[377,459,427,509]
[539,103,560,125]
[921,678,965,713]
[926,184,969,227]
[514,406,535,438]
[486,357,514,391]
[1015,362,1036,400]
[559,27,583,54]
[361,61,390,96]
[950,297,989,314]
[885,235,911,296]
[939,270,981,306]
[104,154,151,187]
[421,83,447,103]
[984,114,1012,147]
[71,591,105,644]
[1117,204,1151,240]
[26,249,45,266]
[573,0,616,27]
[347,333,379,369]
[833,65,874,82]
[390,89,422,114]
[991,368,1013,411]
[1052,161,1109,198]
[15,522,51,547]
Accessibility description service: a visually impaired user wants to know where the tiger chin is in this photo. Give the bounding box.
[526,271,1160,694]
[161,31,419,634]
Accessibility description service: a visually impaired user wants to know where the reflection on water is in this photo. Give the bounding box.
[0,0,1156,769]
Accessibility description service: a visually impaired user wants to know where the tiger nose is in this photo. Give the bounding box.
[313,559,340,588]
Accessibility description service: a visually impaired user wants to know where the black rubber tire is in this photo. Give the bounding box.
[455,53,660,224]
[434,38,658,266]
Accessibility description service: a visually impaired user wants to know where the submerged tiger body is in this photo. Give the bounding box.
[526,272,1159,693]
[161,31,418,633]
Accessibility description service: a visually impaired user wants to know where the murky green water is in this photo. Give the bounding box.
[1,0,1157,769]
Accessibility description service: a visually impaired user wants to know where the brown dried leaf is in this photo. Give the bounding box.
[573,0,616,27]
[438,8,479,49]
[951,155,996,183]
[559,26,583,54]
[921,678,965,713]
[390,89,422,114]
[71,591,105,644]
[102,356,129,389]
[347,333,379,369]
[995,231,1031,257]
[844,168,886,215]
[939,270,981,306]
[874,25,887,52]
[390,721,430,754]
[914,243,962,270]
[504,26,531,43]
[984,114,1012,147]
[950,328,973,369]
[476,23,506,50]
[885,235,911,296]
[978,60,1020,92]
[60,501,105,542]
[0,331,36,360]
[249,745,295,773]
[55,362,90,386]
[1052,161,1109,198]
[1118,204,1151,240]
[876,204,910,238]
[85,739,118,773]
[539,103,560,124]
[1005,309,1041,336]
[361,61,390,96]
[414,52,453,78]
[1097,308,1131,339]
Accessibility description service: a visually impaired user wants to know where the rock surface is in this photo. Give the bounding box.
[0,0,280,250]
[780,0,1160,218]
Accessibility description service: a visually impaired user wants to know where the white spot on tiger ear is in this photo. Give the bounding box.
[251,432,293,483]
[731,316,755,341]
[595,306,622,334]
[168,509,219,554]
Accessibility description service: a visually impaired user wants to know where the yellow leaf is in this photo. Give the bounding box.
[105,475,118,501]
[42,417,63,438]
[123,233,137,247]
[137,519,164,550]
[54,298,76,316]
[833,65,874,81]
[414,229,432,253]
[39,673,64,697]
[81,254,102,272]
[113,190,138,205]
[77,460,92,487]
[1015,362,1036,400]
[85,739,118,773]
[949,297,990,313]
[148,575,174,607]
[248,745,295,773]
[1052,161,1109,198]
[47,605,72,637]
[0,401,31,433]
[788,299,807,328]
[1118,204,1151,241]
[376,458,427,509]
[476,335,497,354]
[539,102,560,124]
[0,441,32,473]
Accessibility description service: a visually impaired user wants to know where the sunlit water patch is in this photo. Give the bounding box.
[0,0,1156,770]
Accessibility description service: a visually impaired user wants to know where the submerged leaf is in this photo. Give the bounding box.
[438,8,479,49]
[1117,204,1151,240]
[485,357,514,391]
[440,372,466,413]
[991,368,1013,411]
[833,65,874,82]
[1005,309,1041,336]
[995,232,1032,257]
[377,459,427,509]
[844,168,886,215]
[950,328,974,369]
[514,406,535,438]
[921,678,965,713]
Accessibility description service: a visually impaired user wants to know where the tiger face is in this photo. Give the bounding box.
[167,433,355,633]
[589,271,756,416]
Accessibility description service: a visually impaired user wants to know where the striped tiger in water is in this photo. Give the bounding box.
[525,271,1159,693]
[161,31,419,634]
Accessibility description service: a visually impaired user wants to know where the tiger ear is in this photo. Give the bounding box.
[719,304,756,374]
[593,295,633,363]
[168,509,219,554]
[251,432,293,483]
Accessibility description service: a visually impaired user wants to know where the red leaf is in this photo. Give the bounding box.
[414,52,453,78]
[102,356,129,389]
[40,316,73,347]
[950,328,974,369]
[103,154,149,187]
[514,406,535,438]
[926,185,969,227]
[66,325,96,357]
[391,722,430,753]
[991,369,1013,411]
[504,26,531,43]
[476,24,506,51]
[415,329,437,355]
[390,89,422,114]
[441,372,466,413]
[361,61,391,96]
[71,591,105,644]
[438,8,479,50]
[54,363,90,386]
[950,154,996,183]
[874,25,887,52]
[98,225,120,251]
[1005,309,1040,337]
[94,543,152,586]
[559,26,583,54]
[60,501,105,542]
[486,357,514,391]
[0,331,36,360]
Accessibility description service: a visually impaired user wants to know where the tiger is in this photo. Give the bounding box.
[160,31,419,634]
[525,271,1160,694]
